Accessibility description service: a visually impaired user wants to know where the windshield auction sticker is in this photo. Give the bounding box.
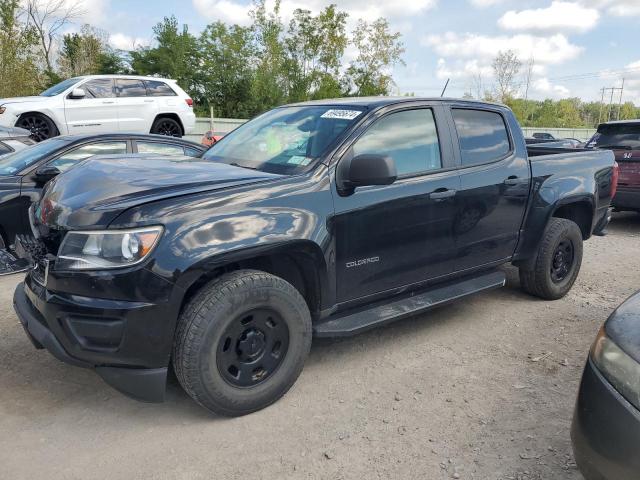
[321,109,362,120]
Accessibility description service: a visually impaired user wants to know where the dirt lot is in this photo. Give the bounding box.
[1,213,638,480]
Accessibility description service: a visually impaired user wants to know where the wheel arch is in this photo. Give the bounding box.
[177,240,330,321]
[151,113,184,136]
[16,111,62,136]
[551,198,594,240]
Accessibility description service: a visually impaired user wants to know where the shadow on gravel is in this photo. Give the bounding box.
[608,211,640,234]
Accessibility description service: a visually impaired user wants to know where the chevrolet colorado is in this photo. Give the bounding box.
[13,98,617,416]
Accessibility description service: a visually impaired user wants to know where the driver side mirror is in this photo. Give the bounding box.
[69,88,86,99]
[34,165,61,184]
[337,153,397,195]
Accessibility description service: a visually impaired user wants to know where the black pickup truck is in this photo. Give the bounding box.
[13,98,616,416]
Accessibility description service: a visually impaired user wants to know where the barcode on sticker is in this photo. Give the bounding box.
[321,109,362,120]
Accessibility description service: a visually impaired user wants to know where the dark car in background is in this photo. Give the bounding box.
[532,132,555,141]
[0,133,205,251]
[572,291,640,480]
[587,120,640,212]
[0,126,34,157]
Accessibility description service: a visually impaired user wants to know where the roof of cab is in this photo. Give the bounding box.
[285,96,507,109]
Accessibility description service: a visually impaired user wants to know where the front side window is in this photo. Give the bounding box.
[202,106,365,174]
[49,141,128,172]
[352,109,442,176]
[137,141,185,155]
[82,79,114,98]
[452,109,511,166]
[116,79,147,98]
[144,80,177,97]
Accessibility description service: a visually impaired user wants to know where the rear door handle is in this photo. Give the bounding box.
[102,101,115,104]
[144,99,155,103]
[430,189,457,200]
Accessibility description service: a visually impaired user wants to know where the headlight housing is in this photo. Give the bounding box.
[56,227,163,271]
[591,327,640,410]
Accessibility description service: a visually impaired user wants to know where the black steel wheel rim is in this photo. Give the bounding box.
[550,239,574,283]
[17,116,51,142]
[216,308,290,388]
[155,120,181,137]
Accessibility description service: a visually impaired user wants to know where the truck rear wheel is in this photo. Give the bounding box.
[519,218,583,300]
[173,270,312,417]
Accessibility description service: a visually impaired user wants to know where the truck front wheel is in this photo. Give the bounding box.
[173,270,312,417]
[519,218,583,300]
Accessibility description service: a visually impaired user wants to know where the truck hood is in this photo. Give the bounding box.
[37,156,283,229]
[0,96,44,106]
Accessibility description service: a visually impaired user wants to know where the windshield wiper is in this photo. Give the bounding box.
[229,162,259,171]
[596,144,634,150]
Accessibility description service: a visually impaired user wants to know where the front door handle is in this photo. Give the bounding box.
[102,101,115,104]
[504,176,523,186]
[430,189,457,200]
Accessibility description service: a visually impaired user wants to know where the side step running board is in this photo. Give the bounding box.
[313,270,506,338]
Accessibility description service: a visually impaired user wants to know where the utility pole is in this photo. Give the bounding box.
[523,57,534,126]
[617,78,625,120]
[599,84,624,123]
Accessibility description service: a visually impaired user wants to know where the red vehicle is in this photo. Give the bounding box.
[587,121,640,212]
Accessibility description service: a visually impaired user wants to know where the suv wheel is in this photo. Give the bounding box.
[150,117,182,137]
[173,270,312,416]
[519,218,583,300]
[16,113,59,142]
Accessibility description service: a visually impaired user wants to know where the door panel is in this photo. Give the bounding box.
[64,78,118,134]
[450,108,531,271]
[116,79,158,133]
[332,106,460,303]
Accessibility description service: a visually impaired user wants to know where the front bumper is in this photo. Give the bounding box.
[571,358,640,480]
[12,271,182,402]
[612,187,640,211]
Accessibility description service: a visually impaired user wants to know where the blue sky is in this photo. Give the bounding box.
[81,0,640,103]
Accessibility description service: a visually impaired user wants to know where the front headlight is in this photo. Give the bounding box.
[591,327,640,410]
[56,226,163,271]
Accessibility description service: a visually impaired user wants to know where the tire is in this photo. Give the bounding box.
[150,117,183,137]
[16,113,59,142]
[519,218,583,300]
[173,270,312,417]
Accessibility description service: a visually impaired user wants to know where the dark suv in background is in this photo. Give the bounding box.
[587,120,640,212]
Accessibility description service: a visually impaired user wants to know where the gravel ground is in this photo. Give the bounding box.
[1,212,639,480]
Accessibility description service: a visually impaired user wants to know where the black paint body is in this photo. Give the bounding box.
[13,98,616,400]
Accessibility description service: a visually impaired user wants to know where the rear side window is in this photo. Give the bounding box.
[144,80,177,97]
[137,141,185,155]
[116,79,147,98]
[452,109,511,166]
[587,124,640,150]
[82,79,114,98]
[353,109,442,176]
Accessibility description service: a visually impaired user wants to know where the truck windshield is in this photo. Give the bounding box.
[587,124,640,150]
[202,106,366,174]
[40,77,82,97]
[0,138,68,175]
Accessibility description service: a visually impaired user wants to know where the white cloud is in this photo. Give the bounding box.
[192,0,437,25]
[579,0,640,16]
[498,2,600,33]
[532,77,571,98]
[109,33,150,50]
[469,0,505,6]
[422,32,583,66]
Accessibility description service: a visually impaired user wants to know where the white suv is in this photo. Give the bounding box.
[0,75,196,141]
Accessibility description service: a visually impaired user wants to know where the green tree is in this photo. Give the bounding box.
[0,0,42,97]
[58,25,124,77]
[345,18,405,96]
[283,5,348,101]
[199,22,256,117]
[130,16,200,99]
